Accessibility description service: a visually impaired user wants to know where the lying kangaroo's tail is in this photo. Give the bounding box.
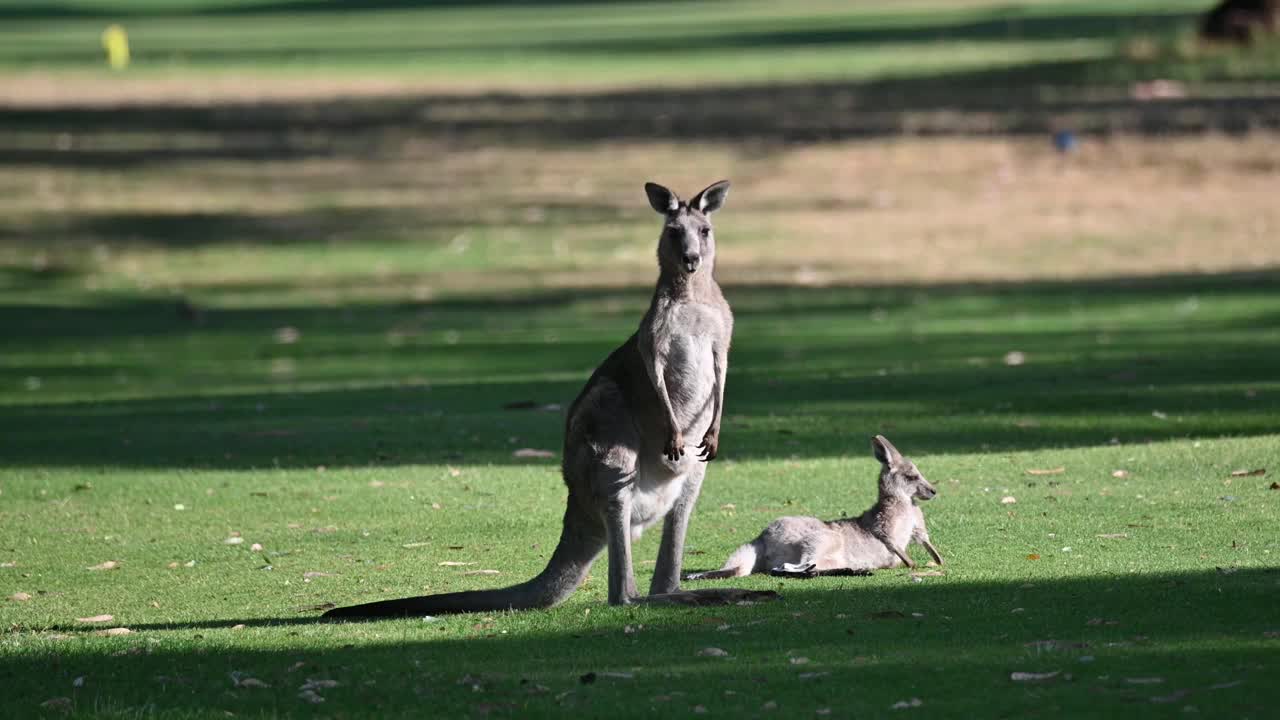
[684,539,761,581]
[323,507,602,619]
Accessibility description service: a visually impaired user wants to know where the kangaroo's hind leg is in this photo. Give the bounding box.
[650,461,707,593]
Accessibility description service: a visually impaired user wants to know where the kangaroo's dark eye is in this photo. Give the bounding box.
[700,227,711,238]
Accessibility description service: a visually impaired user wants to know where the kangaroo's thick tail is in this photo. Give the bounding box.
[323,507,602,619]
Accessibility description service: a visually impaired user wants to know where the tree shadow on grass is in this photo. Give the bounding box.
[7,64,1280,170]
[1,5,1277,169]
[1,269,1277,469]
[2,568,1275,717]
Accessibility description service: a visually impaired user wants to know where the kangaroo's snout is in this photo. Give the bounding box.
[682,253,700,274]
[916,482,938,501]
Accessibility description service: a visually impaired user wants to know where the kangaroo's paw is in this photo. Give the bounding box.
[697,429,719,462]
[664,430,685,461]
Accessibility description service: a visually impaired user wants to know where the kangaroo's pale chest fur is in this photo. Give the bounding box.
[647,296,726,433]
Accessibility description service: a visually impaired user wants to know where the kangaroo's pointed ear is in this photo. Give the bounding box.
[872,435,902,466]
[690,179,730,214]
[645,182,679,215]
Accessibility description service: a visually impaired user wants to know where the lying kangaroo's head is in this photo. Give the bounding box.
[644,180,731,276]
[872,434,937,502]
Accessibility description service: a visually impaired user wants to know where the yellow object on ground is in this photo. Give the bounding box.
[101,24,130,70]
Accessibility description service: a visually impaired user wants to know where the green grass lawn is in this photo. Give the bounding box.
[2,0,1279,89]
[2,266,1278,718]
[2,1,1280,717]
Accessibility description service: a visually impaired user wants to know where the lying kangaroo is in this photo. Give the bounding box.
[324,180,765,618]
[686,435,942,580]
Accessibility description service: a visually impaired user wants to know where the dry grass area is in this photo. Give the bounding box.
[3,125,1278,297]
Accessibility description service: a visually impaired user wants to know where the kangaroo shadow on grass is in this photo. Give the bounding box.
[1,269,1278,469]
[1,568,1275,717]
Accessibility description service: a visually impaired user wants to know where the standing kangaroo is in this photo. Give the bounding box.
[324,180,763,619]
[686,435,942,580]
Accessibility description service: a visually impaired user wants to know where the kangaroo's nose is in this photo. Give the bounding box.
[682,253,700,272]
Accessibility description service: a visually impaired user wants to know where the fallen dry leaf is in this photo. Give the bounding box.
[1125,677,1165,685]
[513,448,555,459]
[86,561,119,571]
[868,610,907,620]
[76,614,114,623]
[910,570,945,578]
[1011,671,1059,682]
[1228,468,1266,477]
[250,543,264,552]
[94,627,132,637]
[789,657,810,665]
[438,561,474,566]
[237,678,271,689]
[1026,553,1041,560]
[1003,351,1027,366]
[10,592,31,602]
[696,647,729,657]
[224,537,244,545]
[0,561,16,568]
[597,671,634,679]
[298,689,325,704]
[301,679,339,691]
[231,624,246,630]
[302,572,334,579]
[463,569,500,575]
[40,697,72,712]
[891,698,924,709]
[1150,689,1190,704]
[1026,467,1065,476]
[1097,533,1129,539]
[1001,496,1017,504]
[1111,470,1129,478]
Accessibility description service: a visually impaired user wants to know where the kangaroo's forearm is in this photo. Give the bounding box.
[641,343,680,430]
[712,351,727,429]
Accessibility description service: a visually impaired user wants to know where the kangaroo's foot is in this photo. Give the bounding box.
[769,564,873,579]
[769,562,818,579]
[635,588,780,606]
[682,568,739,581]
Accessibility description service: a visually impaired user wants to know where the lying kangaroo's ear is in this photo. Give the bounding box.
[690,179,730,214]
[645,182,679,215]
[872,435,902,466]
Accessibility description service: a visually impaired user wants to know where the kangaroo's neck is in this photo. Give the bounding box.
[654,262,718,302]
[869,493,911,516]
